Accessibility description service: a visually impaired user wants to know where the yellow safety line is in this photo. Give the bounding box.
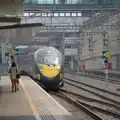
[20,79,41,120]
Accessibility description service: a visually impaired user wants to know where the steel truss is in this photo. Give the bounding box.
[24,4,120,12]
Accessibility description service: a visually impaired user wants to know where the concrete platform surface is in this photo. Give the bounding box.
[0,76,71,120]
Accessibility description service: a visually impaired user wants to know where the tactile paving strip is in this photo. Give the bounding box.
[36,101,56,120]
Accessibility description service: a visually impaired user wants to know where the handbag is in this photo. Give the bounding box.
[16,67,20,79]
[16,74,20,79]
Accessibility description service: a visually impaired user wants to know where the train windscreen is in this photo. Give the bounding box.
[36,55,62,65]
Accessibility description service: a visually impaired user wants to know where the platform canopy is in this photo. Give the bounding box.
[0,0,24,22]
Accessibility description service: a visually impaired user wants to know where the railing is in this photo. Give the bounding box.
[79,70,120,81]
[67,70,120,81]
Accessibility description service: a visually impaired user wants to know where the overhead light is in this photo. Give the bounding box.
[16,45,29,49]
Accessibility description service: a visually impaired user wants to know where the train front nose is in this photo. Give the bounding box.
[37,64,62,89]
[40,64,60,77]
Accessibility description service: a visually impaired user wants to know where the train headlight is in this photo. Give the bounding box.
[40,68,43,71]
[38,64,43,71]
[56,65,61,69]
[56,66,60,69]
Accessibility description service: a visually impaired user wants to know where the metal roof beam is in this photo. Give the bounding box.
[24,4,120,12]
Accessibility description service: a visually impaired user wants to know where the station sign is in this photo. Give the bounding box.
[102,50,111,60]
[12,48,19,56]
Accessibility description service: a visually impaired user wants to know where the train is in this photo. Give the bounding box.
[18,46,64,91]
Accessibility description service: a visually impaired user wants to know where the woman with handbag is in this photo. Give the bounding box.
[9,62,19,92]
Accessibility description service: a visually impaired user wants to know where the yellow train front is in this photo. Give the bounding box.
[33,46,64,91]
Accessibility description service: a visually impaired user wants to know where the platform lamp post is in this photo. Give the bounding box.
[101,30,109,90]
[62,32,65,72]
[105,69,109,89]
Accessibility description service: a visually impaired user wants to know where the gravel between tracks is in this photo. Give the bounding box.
[50,92,100,120]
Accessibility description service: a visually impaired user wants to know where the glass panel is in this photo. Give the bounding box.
[72,13,77,16]
[32,0,54,4]
[66,13,70,16]
[42,13,47,16]
[60,13,65,16]
[55,0,59,4]
[24,0,120,4]
[54,13,59,16]
[36,13,41,16]
[24,0,32,4]
[48,13,53,16]
[24,13,29,16]
[78,13,82,16]
[30,13,34,16]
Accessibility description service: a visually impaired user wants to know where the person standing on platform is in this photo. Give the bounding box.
[9,55,20,91]
[9,62,18,92]
[8,55,15,69]
[82,63,86,70]
[104,59,108,69]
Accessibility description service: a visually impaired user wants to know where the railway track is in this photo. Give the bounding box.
[61,79,120,119]
[50,91,103,120]
[64,77,120,97]
[60,89,120,110]
[64,78,120,105]
[59,89,120,118]
[50,88,120,120]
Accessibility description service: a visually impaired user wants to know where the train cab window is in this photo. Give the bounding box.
[36,55,61,65]
[44,56,59,65]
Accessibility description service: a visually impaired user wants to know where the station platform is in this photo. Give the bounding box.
[0,76,71,120]
[64,73,120,94]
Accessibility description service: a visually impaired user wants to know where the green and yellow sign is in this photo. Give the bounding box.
[12,48,19,56]
[102,50,111,60]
